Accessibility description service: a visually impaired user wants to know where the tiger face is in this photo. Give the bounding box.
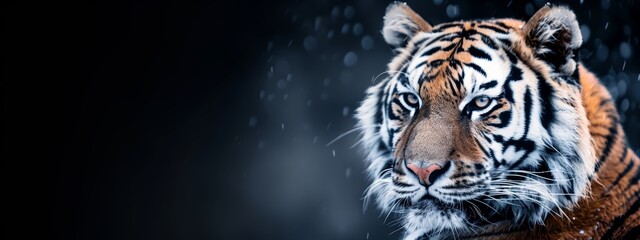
[357,3,596,238]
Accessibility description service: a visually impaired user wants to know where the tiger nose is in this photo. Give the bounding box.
[406,163,444,186]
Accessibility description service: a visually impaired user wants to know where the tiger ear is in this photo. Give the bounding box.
[523,5,582,75]
[382,2,432,52]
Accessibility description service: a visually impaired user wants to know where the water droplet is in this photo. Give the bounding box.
[367,232,369,239]
[341,23,350,34]
[281,123,285,130]
[313,136,318,143]
[277,79,287,89]
[446,5,459,18]
[344,5,355,19]
[303,36,318,51]
[433,0,444,5]
[572,217,576,220]
[331,6,340,19]
[259,90,266,99]
[267,41,273,51]
[323,78,331,87]
[343,51,358,67]
[596,45,609,62]
[580,25,591,43]
[346,167,351,177]
[361,35,374,50]
[579,229,585,234]
[342,106,350,116]
[283,94,288,101]
[314,16,323,31]
[353,23,363,35]
[619,42,632,59]
[605,22,609,30]
[618,80,628,95]
[525,3,534,16]
[621,99,629,112]
[332,150,336,157]
[286,73,292,81]
[249,117,258,127]
[327,30,335,39]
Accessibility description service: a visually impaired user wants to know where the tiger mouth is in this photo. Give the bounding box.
[405,194,501,223]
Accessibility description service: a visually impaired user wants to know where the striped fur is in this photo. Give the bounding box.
[356,3,639,239]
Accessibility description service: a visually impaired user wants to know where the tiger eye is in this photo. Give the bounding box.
[474,96,490,108]
[406,93,419,105]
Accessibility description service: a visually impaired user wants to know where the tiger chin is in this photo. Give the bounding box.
[356,3,639,239]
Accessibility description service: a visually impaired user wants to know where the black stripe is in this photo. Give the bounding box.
[432,23,463,32]
[621,225,640,240]
[503,80,514,103]
[478,102,503,119]
[392,180,412,187]
[413,61,427,72]
[599,98,613,109]
[605,157,635,194]
[507,65,523,81]
[506,139,537,170]
[411,37,429,48]
[486,110,511,128]
[537,75,555,130]
[468,45,492,61]
[441,42,458,51]
[477,24,508,34]
[504,49,518,63]
[498,38,512,47]
[480,35,498,50]
[595,123,619,172]
[601,197,640,240]
[421,46,442,57]
[624,155,640,192]
[465,63,487,77]
[494,21,510,29]
[379,158,393,177]
[424,33,454,47]
[431,61,446,70]
[523,87,532,137]
[479,80,497,90]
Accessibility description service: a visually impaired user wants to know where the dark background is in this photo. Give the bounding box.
[2,0,639,239]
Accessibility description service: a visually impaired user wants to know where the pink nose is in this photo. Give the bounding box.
[406,163,443,185]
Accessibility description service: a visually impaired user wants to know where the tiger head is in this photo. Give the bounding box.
[356,3,596,238]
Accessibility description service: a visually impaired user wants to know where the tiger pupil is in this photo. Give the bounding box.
[475,96,489,108]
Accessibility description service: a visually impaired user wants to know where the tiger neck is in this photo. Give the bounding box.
[460,65,640,239]
[561,64,640,239]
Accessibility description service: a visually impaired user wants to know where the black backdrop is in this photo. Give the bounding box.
[3,0,639,239]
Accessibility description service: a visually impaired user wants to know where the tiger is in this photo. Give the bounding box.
[355,3,640,239]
